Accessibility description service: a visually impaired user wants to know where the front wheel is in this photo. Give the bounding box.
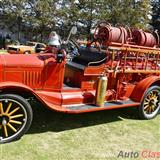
[139,85,160,120]
[0,94,33,143]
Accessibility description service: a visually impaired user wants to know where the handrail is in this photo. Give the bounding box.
[104,45,160,72]
[88,57,107,66]
[107,42,160,51]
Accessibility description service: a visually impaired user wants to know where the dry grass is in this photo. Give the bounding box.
[1,101,160,160]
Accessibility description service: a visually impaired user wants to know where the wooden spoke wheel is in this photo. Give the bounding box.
[139,86,160,119]
[0,94,33,143]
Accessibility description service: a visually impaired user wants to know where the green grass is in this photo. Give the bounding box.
[0,50,8,54]
[1,101,160,160]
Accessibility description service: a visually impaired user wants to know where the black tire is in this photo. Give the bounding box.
[139,85,160,120]
[0,94,33,143]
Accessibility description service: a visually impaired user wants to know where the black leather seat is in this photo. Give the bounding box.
[72,48,106,66]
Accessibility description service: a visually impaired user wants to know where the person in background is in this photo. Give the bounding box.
[45,31,61,53]
[45,31,66,63]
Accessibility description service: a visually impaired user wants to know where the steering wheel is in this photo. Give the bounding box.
[64,39,80,60]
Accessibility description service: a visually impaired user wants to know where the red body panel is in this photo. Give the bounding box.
[0,54,65,91]
[1,41,160,113]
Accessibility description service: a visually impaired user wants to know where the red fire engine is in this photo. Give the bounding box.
[0,23,160,143]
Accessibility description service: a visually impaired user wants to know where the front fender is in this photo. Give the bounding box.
[0,82,34,92]
[0,82,64,112]
[0,81,48,106]
[130,76,160,102]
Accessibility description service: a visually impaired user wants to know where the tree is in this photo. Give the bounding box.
[27,0,58,42]
[0,0,33,40]
[0,0,152,41]
[99,0,151,29]
[0,0,59,41]
[57,0,152,38]
[151,0,160,33]
[132,0,151,29]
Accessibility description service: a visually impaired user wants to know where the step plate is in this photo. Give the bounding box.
[64,99,140,113]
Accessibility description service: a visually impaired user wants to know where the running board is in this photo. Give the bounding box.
[63,99,140,113]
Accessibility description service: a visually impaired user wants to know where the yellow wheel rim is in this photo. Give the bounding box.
[0,99,26,141]
[143,90,159,115]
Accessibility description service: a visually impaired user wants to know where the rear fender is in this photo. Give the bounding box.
[130,76,160,102]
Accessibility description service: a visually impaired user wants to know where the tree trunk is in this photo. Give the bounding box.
[17,16,22,41]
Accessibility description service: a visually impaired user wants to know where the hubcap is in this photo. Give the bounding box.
[143,90,159,115]
[0,99,27,141]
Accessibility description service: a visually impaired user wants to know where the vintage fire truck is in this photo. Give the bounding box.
[0,23,160,143]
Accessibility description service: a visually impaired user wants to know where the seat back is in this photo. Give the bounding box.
[73,48,106,66]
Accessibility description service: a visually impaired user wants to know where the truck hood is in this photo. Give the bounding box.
[0,54,56,68]
[0,53,65,91]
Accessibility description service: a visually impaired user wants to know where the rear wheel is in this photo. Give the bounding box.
[139,85,160,119]
[0,94,33,143]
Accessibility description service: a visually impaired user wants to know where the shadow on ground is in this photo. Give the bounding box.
[27,100,140,135]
